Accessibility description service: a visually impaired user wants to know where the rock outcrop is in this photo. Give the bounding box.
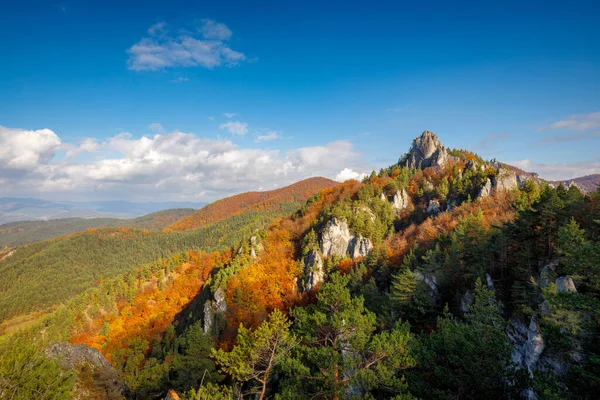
[508,318,545,375]
[203,288,227,335]
[320,218,372,260]
[303,249,324,291]
[493,170,519,192]
[399,131,453,169]
[555,276,577,293]
[45,342,126,400]
[427,199,441,215]
[391,189,409,212]
[477,178,493,199]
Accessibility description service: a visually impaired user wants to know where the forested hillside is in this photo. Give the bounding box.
[0,208,196,247]
[1,132,599,400]
[0,209,281,323]
[164,177,337,232]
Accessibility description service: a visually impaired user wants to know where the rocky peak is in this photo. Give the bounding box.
[400,130,452,169]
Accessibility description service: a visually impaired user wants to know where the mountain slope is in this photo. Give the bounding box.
[0,208,196,248]
[164,177,338,232]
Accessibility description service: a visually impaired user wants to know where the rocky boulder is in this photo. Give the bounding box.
[492,170,518,192]
[321,218,354,258]
[45,342,126,400]
[303,249,324,291]
[399,131,453,169]
[508,318,545,375]
[349,236,373,259]
[204,287,227,335]
[477,178,493,199]
[555,276,577,293]
[320,218,373,260]
[391,189,409,212]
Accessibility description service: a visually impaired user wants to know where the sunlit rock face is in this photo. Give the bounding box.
[320,218,373,260]
[400,130,452,169]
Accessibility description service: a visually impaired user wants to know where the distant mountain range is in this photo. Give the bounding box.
[0,198,206,224]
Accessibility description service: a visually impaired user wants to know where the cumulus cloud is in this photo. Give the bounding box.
[148,122,165,133]
[255,131,281,142]
[127,19,246,71]
[539,111,600,132]
[0,126,61,173]
[0,126,369,201]
[335,168,368,182]
[219,121,248,135]
[510,159,600,181]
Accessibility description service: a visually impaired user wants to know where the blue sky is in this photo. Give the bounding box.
[0,0,599,201]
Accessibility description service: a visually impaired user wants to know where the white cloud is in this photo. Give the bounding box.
[63,138,99,160]
[127,19,246,71]
[335,168,368,182]
[219,121,248,135]
[510,159,600,181]
[539,111,600,132]
[255,130,281,142]
[0,126,367,201]
[0,126,61,172]
[223,112,237,118]
[148,122,165,133]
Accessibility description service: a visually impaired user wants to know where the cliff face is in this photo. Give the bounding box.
[399,131,453,169]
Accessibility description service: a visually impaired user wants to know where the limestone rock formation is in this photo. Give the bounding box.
[45,342,126,400]
[349,236,373,259]
[555,276,577,293]
[203,287,227,335]
[508,318,545,375]
[303,249,324,291]
[399,131,453,169]
[391,189,409,212]
[493,170,519,192]
[321,218,354,258]
[320,218,372,260]
[477,178,493,199]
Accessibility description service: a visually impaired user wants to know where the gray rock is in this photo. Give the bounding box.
[391,189,409,212]
[508,318,545,376]
[477,178,493,199]
[45,342,126,400]
[555,276,577,293]
[349,236,373,260]
[399,131,453,169]
[380,192,387,202]
[460,290,475,313]
[321,218,354,258]
[427,199,441,214]
[320,218,373,260]
[204,288,227,335]
[493,170,518,192]
[539,259,558,288]
[304,250,324,291]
